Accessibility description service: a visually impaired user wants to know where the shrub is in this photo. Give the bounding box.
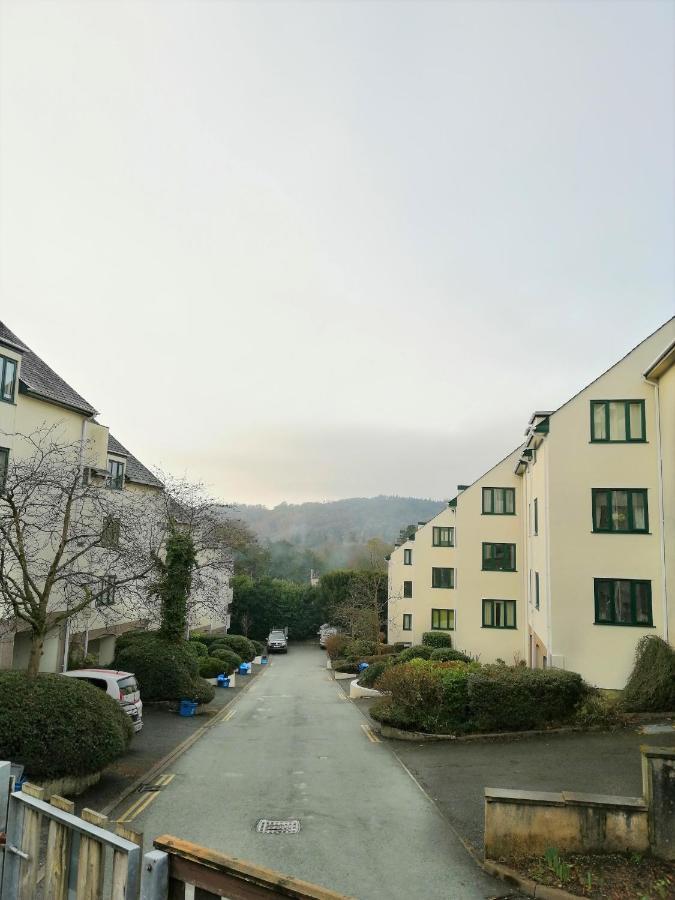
[358,660,390,688]
[621,636,675,712]
[467,666,586,732]
[113,633,214,704]
[251,639,266,656]
[369,697,418,730]
[184,641,209,659]
[334,653,403,673]
[211,635,256,662]
[375,661,445,728]
[422,632,452,649]
[324,634,350,660]
[209,648,242,673]
[574,690,626,729]
[397,645,433,663]
[191,677,217,704]
[199,657,227,678]
[430,648,470,663]
[0,672,132,778]
[343,639,378,662]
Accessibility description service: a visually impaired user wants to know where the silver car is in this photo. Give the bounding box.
[267,630,288,653]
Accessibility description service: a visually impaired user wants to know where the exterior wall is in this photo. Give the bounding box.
[542,321,675,689]
[387,535,417,643]
[453,450,525,662]
[656,362,675,645]
[522,435,552,667]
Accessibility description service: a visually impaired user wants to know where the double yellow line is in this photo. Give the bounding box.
[117,773,175,823]
[360,723,381,744]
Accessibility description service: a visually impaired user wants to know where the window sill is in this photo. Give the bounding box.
[593,622,655,628]
[481,512,516,517]
[431,586,454,590]
[591,531,651,536]
[481,625,518,630]
[430,628,455,632]
[0,398,17,406]
[481,569,518,574]
[588,440,648,445]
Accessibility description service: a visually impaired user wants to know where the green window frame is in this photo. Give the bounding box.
[96,575,117,607]
[403,580,413,599]
[431,608,455,630]
[403,548,412,565]
[106,459,125,490]
[0,355,17,404]
[0,448,8,491]
[535,572,540,610]
[402,613,412,631]
[482,542,516,572]
[432,526,454,547]
[431,567,454,589]
[592,489,648,533]
[594,579,652,627]
[482,599,517,629]
[590,400,646,443]
[482,487,515,515]
[533,498,538,535]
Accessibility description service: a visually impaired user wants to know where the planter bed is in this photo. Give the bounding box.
[350,680,384,700]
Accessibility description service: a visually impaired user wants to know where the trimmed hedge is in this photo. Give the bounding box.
[0,672,133,778]
[251,639,266,656]
[184,641,209,659]
[422,632,452,649]
[397,645,433,663]
[113,633,215,704]
[621,636,675,712]
[357,660,392,688]
[430,648,470,663]
[342,639,378,662]
[209,648,242,673]
[211,635,256,662]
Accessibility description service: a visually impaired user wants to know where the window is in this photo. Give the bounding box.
[535,572,540,610]
[402,614,412,631]
[594,579,652,627]
[482,487,515,515]
[592,489,648,533]
[0,355,17,404]
[106,459,125,490]
[533,498,538,535]
[482,543,516,572]
[432,526,454,547]
[432,567,454,589]
[431,608,455,630]
[0,448,8,491]
[590,400,645,442]
[100,516,121,549]
[404,548,412,565]
[403,581,413,599]
[96,576,116,607]
[482,599,517,629]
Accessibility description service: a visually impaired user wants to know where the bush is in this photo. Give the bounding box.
[324,634,350,660]
[467,666,587,732]
[211,635,256,662]
[397,645,433,663]
[251,639,266,656]
[358,660,391,688]
[574,691,626,729]
[430,648,470,663]
[0,672,133,778]
[199,657,227,678]
[209,648,242,673]
[113,633,214,704]
[343,639,378,662]
[422,632,452,649]
[375,661,445,727]
[191,678,217,704]
[184,641,209,659]
[621,636,675,712]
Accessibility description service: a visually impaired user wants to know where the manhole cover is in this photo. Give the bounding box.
[255,819,301,834]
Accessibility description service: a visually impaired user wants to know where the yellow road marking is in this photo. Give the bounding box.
[121,789,161,822]
[223,708,237,721]
[360,723,381,743]
[337,692,349,701]
[117,773,175,822]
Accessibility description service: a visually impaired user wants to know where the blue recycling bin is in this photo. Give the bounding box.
[179,699,197,716]
[216,674,230,688]
[239,663,248,675]
[357,662,370,672]
[260,655,268,665]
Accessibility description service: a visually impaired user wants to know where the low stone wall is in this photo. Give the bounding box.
[36,770,102,798]
[349,681,383,700]
[333,671,357,681]
[484,788,648,858]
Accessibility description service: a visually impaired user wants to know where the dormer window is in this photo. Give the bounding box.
[106,458,125,490]
[0,355,17,404]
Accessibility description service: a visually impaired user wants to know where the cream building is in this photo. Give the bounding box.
[388,318,675,688]
[0,321,231,672]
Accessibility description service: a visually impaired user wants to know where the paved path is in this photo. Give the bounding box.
[111,645,507,899]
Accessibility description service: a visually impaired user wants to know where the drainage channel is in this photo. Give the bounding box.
[255,819,301,834]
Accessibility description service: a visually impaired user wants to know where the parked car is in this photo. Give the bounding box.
[63,668,143,732]
[319,625,338,648]
[267,630,288,653]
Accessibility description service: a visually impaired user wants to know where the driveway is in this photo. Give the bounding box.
[108,644,512,899]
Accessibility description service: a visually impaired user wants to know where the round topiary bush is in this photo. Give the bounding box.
[422,632,452,649]
[398,645,433,663]
[430,648,470,663]
[0,672,133,779]
[251,639,266,656]
[212,635,256,661]
[209,648,242,673]
[184,641,209,659]
[199,657,226,679]
[113,633,214,704]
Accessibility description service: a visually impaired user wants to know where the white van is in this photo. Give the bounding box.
[63,669,143,732]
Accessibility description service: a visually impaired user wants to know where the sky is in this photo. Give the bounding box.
[1,0,673,506]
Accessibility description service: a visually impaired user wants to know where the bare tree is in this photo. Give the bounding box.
[0,427,164,676]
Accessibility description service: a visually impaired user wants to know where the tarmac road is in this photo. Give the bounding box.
[109,644,511,899]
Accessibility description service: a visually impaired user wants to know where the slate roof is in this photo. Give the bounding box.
[107,434,163,489]
[0,321,97,416]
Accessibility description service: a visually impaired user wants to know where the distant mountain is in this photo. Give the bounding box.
[229,495,446,549]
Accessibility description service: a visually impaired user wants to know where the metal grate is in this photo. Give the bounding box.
[255,819,301,835]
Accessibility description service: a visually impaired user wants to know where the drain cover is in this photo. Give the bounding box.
[255,819,301,834]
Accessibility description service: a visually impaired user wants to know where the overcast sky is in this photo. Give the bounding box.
[1,1,673,506]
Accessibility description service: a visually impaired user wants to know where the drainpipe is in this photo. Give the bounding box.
[644,375,669,643]
[544,441,554,664]
[62,617,70,672]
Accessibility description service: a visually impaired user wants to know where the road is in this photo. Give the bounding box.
[110,644,509,899]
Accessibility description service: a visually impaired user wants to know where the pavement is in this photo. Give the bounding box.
[107,644,513,900]
[376,713,675,852]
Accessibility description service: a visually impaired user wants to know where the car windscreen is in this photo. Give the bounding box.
[269,632,286,640]
[117,676,139,696]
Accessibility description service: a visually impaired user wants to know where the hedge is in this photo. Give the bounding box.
[621,636,675,712]
[113,633,215,704]
[199,656,240,678]
[211,635,256,662]
[430,648,470,663]
[251,639,266,656]
[357,660,392,688]
[209,648,242,673]
[184,641,209,659]
[0,672,133,778]
[421,632,452,649]
[397,645,433,663]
